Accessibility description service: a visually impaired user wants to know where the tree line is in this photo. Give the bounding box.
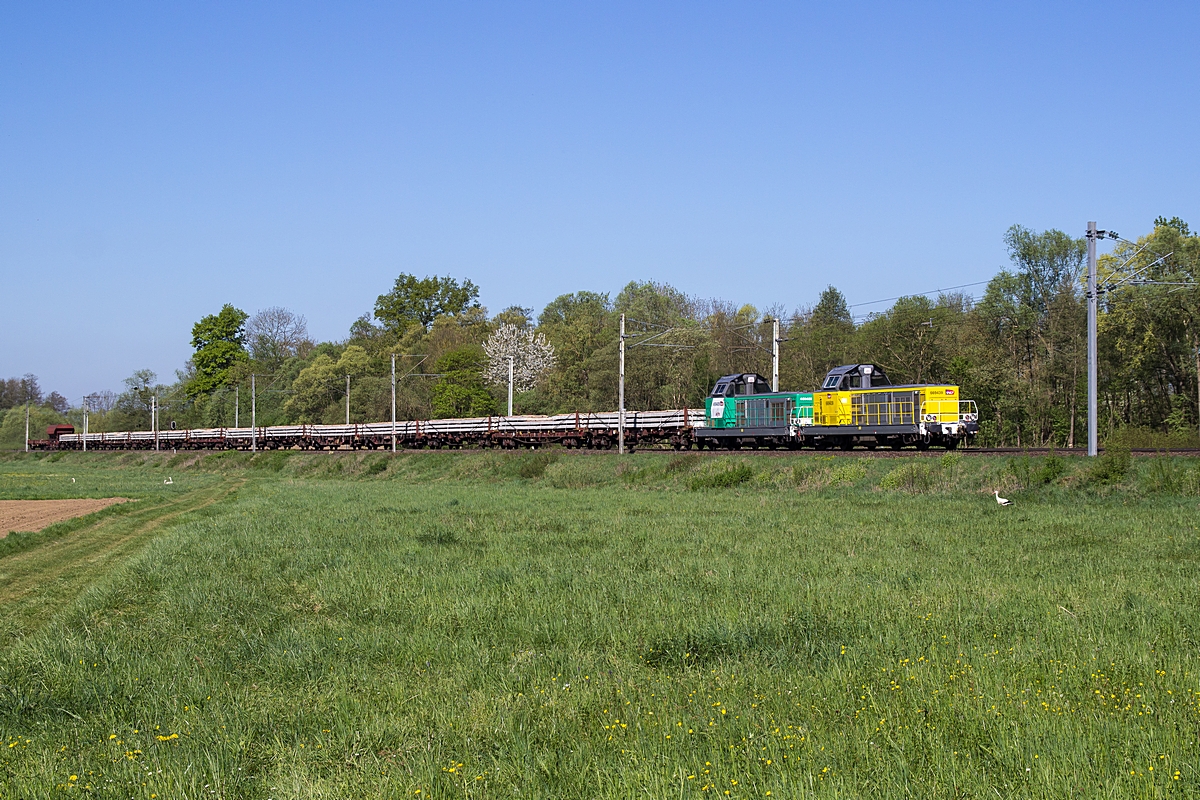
[4,219,1198,449]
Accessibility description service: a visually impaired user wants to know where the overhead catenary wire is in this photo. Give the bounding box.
[847,279,994,309]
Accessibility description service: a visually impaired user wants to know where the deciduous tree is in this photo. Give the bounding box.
[483,323,557,395]
[188,304,249,396]
[431,346,495,418]
[374,274,480,332]
[246,307,311,365]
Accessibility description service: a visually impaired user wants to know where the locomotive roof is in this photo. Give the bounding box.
[714,373,769,384]
[826,364,886,376]
[820,364,895,390]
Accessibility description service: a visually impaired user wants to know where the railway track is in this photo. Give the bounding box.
[99,445,1194,457]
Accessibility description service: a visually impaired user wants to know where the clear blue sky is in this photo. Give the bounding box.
[3,2,1198,402]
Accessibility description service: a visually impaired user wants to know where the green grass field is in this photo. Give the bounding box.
[2,450,1199,798]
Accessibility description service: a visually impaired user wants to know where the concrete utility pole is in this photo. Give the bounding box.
[235,384,239,428]
[83,398,89,452]
[507,355,514,417]
[346,374,351,425]
[1087,221,1099,457]
[153,394,159,451]
[391,353,396,454]
[251,374,257,453]
[618,313,626,454]
[24,401,29,453]
[772,318,780,392]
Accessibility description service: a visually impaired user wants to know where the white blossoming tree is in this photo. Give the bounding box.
[483,323,556,415]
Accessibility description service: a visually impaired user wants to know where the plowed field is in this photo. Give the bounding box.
[0,498,130,535]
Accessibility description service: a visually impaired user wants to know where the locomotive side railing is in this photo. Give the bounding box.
[850,400,916,426]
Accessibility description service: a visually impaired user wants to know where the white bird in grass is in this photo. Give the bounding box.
[993,490,1012,506]
[163,477,173,485]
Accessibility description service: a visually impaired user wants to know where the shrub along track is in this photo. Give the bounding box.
[0,479,243,640]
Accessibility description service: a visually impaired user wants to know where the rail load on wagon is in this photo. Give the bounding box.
[692,373,814,450]
[802,364,978,450]
[40,410,706,452]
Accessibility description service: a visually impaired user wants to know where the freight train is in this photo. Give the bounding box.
[29,411,703,452]
[27,364,977,452]
[693,364,978,450]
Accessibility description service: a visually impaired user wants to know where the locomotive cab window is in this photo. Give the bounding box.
[822,375,841,390]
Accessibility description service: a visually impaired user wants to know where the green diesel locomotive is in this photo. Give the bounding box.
[693,373,813,449]
[693,365,978,450]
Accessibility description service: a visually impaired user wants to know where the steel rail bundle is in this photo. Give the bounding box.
[37,409,708,452]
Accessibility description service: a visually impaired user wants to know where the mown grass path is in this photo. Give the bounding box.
[0,479,242,642]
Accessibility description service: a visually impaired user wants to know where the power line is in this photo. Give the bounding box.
[848,279,993,309]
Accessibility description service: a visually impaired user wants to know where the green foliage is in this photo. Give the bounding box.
[0,375,42,411]
[362,456,391,476]
[791,459,826,486]
[940,450,963,476]
[664,455,700,474]
[188,304,249,396]
[1142,457,1185,494]
[689,462,753,490]
[878,453,967,494]
[1009,453,1067,488]
[1003,224,1087,312]
[285,354,338,421]
[0,405,67,449]
[247,451,289,472]
[374,273,480,332]
[284,345,373,422]
[1155,215,1190,236]
[614,281,707,411]
[828,459,868,486]
[533,291,614,412]
[880,461,935,492]
[1088,446,1132,486]
[856,295,959,385]
[1097,222,1200,443]
[430,346,495,419]
[515,452,559,479]
[1107,425,1200,450]
[811,285,853,328]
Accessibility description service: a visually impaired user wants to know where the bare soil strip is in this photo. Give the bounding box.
[0,499,132,536]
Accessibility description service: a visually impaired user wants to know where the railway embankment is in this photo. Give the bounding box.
[3,447,1199,498]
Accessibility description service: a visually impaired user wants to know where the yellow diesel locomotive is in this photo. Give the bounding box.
[799,364,978,450]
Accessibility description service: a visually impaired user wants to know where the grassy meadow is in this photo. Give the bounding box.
[1,449,1199,798]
